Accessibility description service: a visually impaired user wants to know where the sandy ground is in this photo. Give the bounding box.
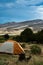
[0,30,23,35]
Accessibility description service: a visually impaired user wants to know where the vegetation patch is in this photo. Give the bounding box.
[30,45,41,55]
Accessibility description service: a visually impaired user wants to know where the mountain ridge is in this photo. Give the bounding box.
[0,19,43,35]
[0,19,43,24]
[0,19,43,27]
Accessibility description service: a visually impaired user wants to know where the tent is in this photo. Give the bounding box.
[0,40,25,55]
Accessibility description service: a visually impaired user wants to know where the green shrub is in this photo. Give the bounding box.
[33,61,43,65]
[3,34,9,41]
[12,35,22,42]
[0,61,9,65]
[21,43,25,48]
[30,45,41,55]
[0,38,5,43]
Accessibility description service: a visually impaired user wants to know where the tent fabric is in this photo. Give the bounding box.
[14,41,25,54]
[0,40,25,55]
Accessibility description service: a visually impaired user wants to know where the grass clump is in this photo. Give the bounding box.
[30,45,41,55]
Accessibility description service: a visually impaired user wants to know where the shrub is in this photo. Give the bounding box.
[0,38,5,43]
[19,53,26,61]
[0,61,9,65]
[3,34,9,40]
[30,45,41,55]
[20,28,34,42]
[21,43,25,48]
[35,61,43,65]
[13,35,22,42]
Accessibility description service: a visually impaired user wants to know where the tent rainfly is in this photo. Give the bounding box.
[0,40,25,54]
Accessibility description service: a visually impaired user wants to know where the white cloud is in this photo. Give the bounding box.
[0,0,43,22]
[35,6,43,19]
[16,0,28,7]
[5,3,14,8]
[16,0,27,4]
[0,3,14,8]
[37,6,43,13]
[28,0,43,5]
[16,0,43,6]
[0,0,43,8]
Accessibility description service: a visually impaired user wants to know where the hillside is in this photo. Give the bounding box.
[0,19,43,35]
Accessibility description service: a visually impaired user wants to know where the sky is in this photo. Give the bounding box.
[0,0,43,24]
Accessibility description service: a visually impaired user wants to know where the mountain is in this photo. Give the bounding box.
[0,19,43,35]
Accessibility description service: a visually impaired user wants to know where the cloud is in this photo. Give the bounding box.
[37,6,43,13]
[37,6,43,18]
[5,3,14,8]
[16,0,43,6]
[34,6,43,19]
[34,2,43,6]
[0,0,43,8]
[0,3,14,8]
[16,0,28,5]
[0,0,43,23]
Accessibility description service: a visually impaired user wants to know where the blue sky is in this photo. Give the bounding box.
[0,0,43,24]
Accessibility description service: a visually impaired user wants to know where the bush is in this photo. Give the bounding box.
[19,53,26,61]
[13,35,22,42]
[35,61,43,65]
[30,45,41,55]
[0,37,5,43]
[0,61,9,65]
[21,43,25,48]
[3,34,9,40]
[20,28,34,42]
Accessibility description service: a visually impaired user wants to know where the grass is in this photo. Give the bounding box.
[0,42,43,65]
[35,61,43,65]
[0,52,43,65]
[0,61,9,65]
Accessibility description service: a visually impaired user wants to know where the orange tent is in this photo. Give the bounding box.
[0,40,25,55]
